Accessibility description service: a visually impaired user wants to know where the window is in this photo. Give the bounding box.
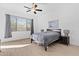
[10,15,32,32]
[26,19,31,31]
[10,16,17,31]
[17,17,26,31]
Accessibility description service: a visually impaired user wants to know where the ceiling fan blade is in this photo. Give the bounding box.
[24,6,31,9]
[34,11,37,14]
[36,9,42,11]
[26,10,31,12]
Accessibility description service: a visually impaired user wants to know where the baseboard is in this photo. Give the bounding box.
[70,40,79,46]
[1,37,30,43]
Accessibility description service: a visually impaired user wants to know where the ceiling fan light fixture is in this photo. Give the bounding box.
[24,3,42,14]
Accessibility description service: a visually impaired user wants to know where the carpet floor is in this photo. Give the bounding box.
[0,39,79,56]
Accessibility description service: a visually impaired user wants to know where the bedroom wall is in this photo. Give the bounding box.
[35,3,79,46]
[0,7,36,42]
[0,3,79,46]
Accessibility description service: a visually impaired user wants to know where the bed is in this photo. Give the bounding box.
[31,29,61,51]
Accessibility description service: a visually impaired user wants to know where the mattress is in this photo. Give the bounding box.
[32,31,60,45]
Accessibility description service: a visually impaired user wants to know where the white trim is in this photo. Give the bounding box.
[70,40,79,46]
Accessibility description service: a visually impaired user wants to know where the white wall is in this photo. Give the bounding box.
[0,3,79,46]
[35,3,79,46]
[0,7,35,42]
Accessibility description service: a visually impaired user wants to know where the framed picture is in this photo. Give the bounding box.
[48,20,59,29]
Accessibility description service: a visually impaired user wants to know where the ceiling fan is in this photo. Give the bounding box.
[24,3,42,14]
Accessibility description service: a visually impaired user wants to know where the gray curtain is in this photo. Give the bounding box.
[31,19,34,35]
[4,14,12,38]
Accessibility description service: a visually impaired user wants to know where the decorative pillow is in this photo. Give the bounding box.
[47,29,61,33]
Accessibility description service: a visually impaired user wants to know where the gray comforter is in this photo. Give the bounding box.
[32,31,60,45]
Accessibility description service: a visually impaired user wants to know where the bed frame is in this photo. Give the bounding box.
[31,29,61,51]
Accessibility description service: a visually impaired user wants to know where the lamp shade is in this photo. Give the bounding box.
[63,30,70,36]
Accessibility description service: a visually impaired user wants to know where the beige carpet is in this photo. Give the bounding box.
[0,39,79,56]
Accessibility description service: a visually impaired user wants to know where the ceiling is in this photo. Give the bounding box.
[0,3,50,14]
[0,3,77,15]
[0,3,31,14]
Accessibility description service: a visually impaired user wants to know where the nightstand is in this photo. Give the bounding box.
[60,36,70,46]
